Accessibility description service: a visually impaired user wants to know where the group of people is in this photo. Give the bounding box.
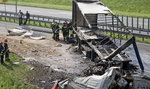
[51,20,73,42]
[18,10,30,26]
[0,39,9,64]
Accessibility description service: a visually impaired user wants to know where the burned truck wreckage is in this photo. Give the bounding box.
[51,0,150,89]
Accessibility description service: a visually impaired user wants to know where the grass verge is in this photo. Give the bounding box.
[0,17,51,28]
[114,10,150,18]
[0,53,39,89]
[105,32,150,44]
[0,1,72,11]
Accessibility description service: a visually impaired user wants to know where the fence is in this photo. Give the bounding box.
[0,11,150,41]
[98,14,150,42]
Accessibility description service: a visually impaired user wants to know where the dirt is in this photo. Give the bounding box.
[0,35,93,89]
[23,60,76,89]
[0,35,92,73]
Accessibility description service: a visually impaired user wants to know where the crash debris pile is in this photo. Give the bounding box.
[57,66,150,89]
[52,0,150,88]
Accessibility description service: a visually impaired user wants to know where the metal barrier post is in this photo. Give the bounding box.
[148,18,150,35]
[131,16,133,33]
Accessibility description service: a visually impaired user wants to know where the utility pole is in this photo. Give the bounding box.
[15,0,18,13]
[2,0,8,15]
[4,3,6,15]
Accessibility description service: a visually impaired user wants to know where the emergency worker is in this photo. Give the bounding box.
[67,21,73,39]
[51,20,56,39]
[51,20,55,32]
[62,20,68,42]
[54,22,60,41]
[3,39,10,61]
[0,42,4,64]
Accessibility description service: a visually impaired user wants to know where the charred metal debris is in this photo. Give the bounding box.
[52,0,150,89]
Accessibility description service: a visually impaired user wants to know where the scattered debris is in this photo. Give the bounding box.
[55,44,62,47]
[30,35,46,40]
[22,30,33,37]
[8,26,46,40]
[30,67,34,70]
[24,60,76,89]
[57,67,150,89]
[8,27,27,36]
[41,81,46,84]
[13,62,20,65]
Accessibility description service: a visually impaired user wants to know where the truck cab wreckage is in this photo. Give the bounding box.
[52,0,150,89]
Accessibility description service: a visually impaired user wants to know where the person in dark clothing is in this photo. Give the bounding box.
[51,20,55,31]
[24,11,30,25]
[67,21,72,38]
[3,39,9,61]
[62,20,68,42]
[51,20,56,39]
[55,28,59,41]
[54,22,60,41]
[18,10,23,26]
[0,42,4,64]
[67,21,74,42]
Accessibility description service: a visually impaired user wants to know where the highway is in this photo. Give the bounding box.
[0,4,72,19]
[0,4,149,30]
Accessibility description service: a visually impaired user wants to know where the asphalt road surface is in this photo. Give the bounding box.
[0,4,149,30]
[0,4,72,19]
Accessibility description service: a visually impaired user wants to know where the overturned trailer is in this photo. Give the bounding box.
[72,0,134,68]
[54,0,150,89]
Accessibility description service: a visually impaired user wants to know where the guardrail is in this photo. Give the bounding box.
[0,11,71,26]
[0,11,150,41]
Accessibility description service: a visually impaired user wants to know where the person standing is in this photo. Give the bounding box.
[3,39,10,61]
[18,10,24,26]
[67,21,72,40]
[51,20,56,39]
[54,22,60,41]
[0,42,4,64]
[24,11,30,25]
[62,20,68,42]
[67,21,74,40]
[51,20,56,31]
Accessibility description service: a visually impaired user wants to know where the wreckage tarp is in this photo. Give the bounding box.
[77,2,111,14]
[73,67,127,89]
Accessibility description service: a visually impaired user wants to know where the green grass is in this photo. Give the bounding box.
[0,53,39,89]
[0,17,51,28]
[0,0,150,17]
[101,0,150,18]
[105,32,150,43]
[113,10,150,18]
[0,0,72,11]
